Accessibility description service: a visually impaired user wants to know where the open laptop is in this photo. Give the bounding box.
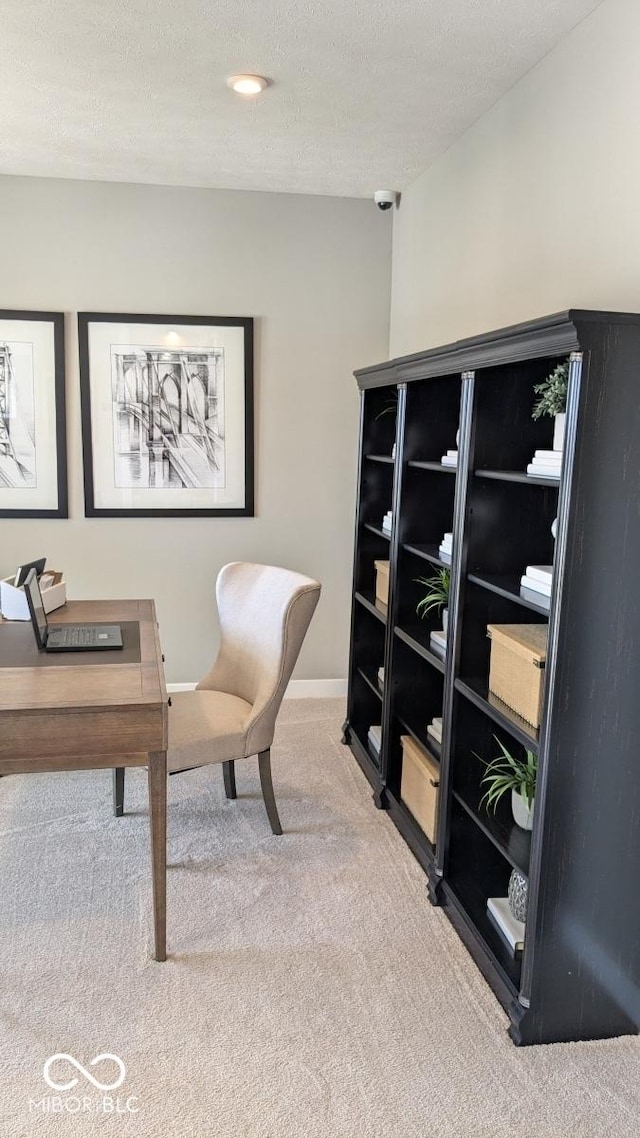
[24,568,123,652]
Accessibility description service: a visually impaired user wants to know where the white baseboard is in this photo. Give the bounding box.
[166,678,347,699]
[284,678,347,699]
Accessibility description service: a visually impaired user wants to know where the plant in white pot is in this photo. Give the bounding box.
[532,360,569,451]
[478,736,537,831]
[415,567,451,634]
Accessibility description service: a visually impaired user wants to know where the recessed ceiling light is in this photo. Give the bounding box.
[227,74,270,96]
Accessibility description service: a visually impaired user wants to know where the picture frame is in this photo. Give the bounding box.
[78,312,254,518]
[0,309,67,518]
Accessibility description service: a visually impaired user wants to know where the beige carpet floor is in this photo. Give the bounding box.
[0,698,638,1137]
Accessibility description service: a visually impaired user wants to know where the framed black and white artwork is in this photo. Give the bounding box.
[0,309,67,518]
[78,312,254,517]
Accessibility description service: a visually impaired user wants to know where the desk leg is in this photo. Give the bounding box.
[148,751,167,962]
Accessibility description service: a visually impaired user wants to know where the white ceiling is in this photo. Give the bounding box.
[0,0,601,197]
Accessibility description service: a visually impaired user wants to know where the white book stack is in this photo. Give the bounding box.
[527,448,562,479]
[430,629,447,660]
[367,724,382,757]
[441,449,458,468]
[438,532,453,564]
[519,564,552,609]
[487,897,525,954]
[427,716,442,746]
[381,510,393,536]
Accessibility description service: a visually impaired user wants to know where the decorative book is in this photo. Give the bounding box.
[519,586,551,610]
[430,631,447,660]
[527,449,562,479]
[525,565,553,585]
[520,574,552,597]
[487,897,525,954]
[367,724,382,755]
[439,531,453,563]
[427,716,442,744]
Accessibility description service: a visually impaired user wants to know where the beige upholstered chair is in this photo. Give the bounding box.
[113,563,321,833]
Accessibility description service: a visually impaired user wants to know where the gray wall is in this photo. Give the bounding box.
[0,176,391,682]
[390,0,640,355]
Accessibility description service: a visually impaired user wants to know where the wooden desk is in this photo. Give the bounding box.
[0,599,168,960]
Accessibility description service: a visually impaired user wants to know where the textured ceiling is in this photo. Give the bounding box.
[0,0,601,197]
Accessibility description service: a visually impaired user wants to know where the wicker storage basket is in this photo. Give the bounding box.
[487,623,548,728]
[400,735,440,843]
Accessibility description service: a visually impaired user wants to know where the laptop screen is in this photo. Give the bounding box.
[24,567,48,648]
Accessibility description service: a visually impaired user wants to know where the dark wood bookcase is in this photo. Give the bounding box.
[343,310,640,1045]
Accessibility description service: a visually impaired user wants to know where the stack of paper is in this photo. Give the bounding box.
[441,449,458,468]
[381,511,393,536]
[377,666,385,690]
[527,449,562,479]
[519,564,552,609]
[427,717,442,746]
[439,532,453,564]
[430,630,447,660]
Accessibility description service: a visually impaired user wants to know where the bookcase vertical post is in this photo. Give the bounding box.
[377,383,407,807]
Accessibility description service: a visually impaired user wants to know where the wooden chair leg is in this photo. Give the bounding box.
[222,760,237,799]
[113,767,125,817]
[258,748,282,836]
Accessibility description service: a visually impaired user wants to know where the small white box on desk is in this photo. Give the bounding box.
[0,571,67,620]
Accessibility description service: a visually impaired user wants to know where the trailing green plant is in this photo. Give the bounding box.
[532,360,569,420]
[375,390,398,421]
[478,736,537,812]
[415,567,450,620]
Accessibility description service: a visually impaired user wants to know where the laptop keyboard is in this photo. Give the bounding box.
[62,627,97,647]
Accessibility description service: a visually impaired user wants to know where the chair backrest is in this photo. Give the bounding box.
[197,563,321,754]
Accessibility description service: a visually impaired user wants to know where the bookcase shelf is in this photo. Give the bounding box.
[453,790,531,876]
[408,460,457,474]
[475,469,561,488]
[401,542,448,569]
[357,666,383,702]
[467,572,550,617]
[354,591,387,624]
[363,522,391,541]
[394,626,446,674]
[344,309,640,1045]
[455,677,539,753]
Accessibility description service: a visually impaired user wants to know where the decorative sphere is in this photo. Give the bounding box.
[508,869,529,923]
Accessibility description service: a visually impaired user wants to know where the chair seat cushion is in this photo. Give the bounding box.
[168,689,253,772]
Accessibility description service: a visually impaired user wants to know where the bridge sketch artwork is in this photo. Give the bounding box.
[111,346,225,490]
[0,340,37,490]
[79,313,252,517]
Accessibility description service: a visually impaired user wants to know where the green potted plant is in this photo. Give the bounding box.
[415,567,450,633]
[478,736,537,830]
[532,360,569,450]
